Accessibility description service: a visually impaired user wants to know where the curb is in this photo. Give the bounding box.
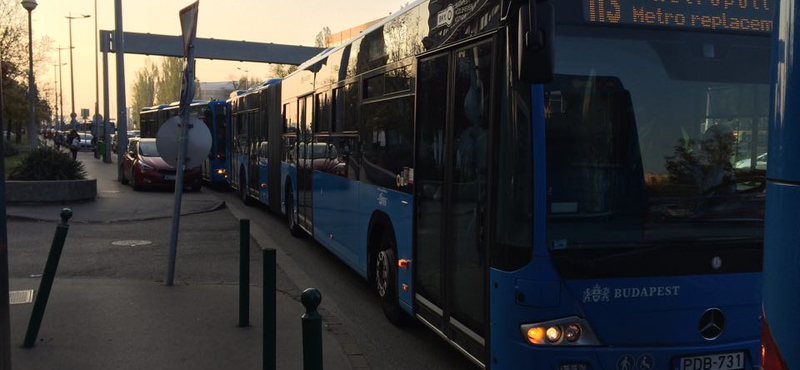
[7,200,227,224]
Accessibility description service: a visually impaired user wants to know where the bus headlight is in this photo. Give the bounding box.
[546,326,562,343]
[215,169,226,175]
[564,324,581,342]
[521,317,601,346]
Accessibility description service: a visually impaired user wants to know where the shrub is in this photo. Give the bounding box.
[8,146,87,180]
[3,140,19,157]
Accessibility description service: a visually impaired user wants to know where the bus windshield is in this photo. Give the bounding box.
[544,28,769,266]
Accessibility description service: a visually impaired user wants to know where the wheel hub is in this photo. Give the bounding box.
[376,251,389,297]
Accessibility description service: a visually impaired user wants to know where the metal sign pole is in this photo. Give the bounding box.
[0,47,12,370]
[166,1,199,286]
[114,0,128,181]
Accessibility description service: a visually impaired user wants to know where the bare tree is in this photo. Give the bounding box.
[269,64,297,79]
[315,26,332,48]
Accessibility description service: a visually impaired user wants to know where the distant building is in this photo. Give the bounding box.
[198,81,237,101]
[325,18,386,48]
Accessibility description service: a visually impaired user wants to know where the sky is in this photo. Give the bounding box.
[27,0,410,121]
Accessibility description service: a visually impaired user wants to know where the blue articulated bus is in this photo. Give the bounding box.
[139,100,232,185]
[233,0,774,368]
[229,78,283,208]
[761,0,798,368]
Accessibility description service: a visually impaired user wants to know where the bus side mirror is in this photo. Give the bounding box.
[518,0,554,84]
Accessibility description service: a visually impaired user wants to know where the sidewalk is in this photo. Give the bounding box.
[6,152,354,369]
[7,151,224,223]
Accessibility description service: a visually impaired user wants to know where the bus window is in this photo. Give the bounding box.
[315,92,330,133]
[344,83,359,131]
[284,101,297,134]
[332,88,344,133]
[544,35,768,278]
[360,96,413,192]
[385,66,412,95]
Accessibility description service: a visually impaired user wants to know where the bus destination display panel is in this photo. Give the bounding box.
[584,0,774,32]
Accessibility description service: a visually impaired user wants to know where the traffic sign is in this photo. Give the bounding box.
[156,115,211,168]
[179,1,199,57]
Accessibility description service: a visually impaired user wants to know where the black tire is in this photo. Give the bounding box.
[192,184,202,192]
[286,189,302,237]
[120,165,129,185]
[131,168,141,191]
[240,172,253,206]
[375,235,407,326]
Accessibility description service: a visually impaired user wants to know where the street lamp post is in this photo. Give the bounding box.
[21,0,37,151]
[66,12,90,130]
[51,64,58,128]
[56,47,69,130]
[237,67,250,90]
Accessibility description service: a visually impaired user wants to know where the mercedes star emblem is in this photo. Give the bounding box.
[698,308,725,340]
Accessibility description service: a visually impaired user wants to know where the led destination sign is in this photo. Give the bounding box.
[584,0,775,32]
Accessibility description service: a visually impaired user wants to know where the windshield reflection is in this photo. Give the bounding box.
[545,32,769,250]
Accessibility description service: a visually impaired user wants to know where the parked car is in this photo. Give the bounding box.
[111,130,140,153]
[120,138,202,191]
[78,133,94,150]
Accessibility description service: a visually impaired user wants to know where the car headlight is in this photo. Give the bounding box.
[520,317,601,346]
[138,161,155,171]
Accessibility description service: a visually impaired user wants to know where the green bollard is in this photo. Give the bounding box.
[23,208,72,348]
[263,248,276,370]
[239,219,250,328]
[301,288,323,370]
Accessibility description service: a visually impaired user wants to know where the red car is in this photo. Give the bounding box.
[120,138,202,191]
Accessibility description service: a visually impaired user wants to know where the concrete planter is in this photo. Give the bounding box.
[6,179,96,203]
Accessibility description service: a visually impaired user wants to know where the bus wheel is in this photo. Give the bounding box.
[240,173,253,206]
[375,236,406,326]
[286,189,302,237]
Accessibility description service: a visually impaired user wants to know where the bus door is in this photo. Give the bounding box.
[297,95,314,232]
[414,40,494,364]
[249,110,261,197]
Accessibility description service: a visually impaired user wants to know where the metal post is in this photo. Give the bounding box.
[23,209,73,348]
[263,248,276,370]
[166,49,196,286]
[102,34,111,163]
[301,288,323,370]
[26,7,36,151]
[0,45,13,370]
[94,0,100,156]
[114,0,128,181]
[239,219,250,328]
[56,47,68,130]
[52,65,58,129]
[68,15,76,127]
[166,1,199,286]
